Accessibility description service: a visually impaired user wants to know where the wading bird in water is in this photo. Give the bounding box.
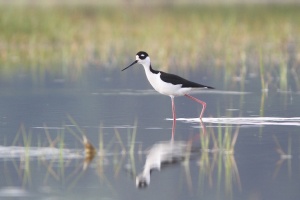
[122,51,214,139]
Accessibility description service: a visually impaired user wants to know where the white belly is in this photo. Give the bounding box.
[145,71,191,96]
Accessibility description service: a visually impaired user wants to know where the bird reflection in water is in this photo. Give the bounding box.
[136,120,205,188]
[136,140,192,188]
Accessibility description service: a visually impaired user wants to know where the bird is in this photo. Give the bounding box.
[122,51,214,139]
[136,140,188,188]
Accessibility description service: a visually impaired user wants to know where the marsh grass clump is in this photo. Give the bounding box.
[197,124,241,196]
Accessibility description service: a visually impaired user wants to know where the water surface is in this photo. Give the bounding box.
[0,64,299,200]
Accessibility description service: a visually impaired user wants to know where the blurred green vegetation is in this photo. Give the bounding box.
[0,4,299,82]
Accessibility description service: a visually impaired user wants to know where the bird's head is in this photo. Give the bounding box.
[136,172,150,188]
[122,51,150,71]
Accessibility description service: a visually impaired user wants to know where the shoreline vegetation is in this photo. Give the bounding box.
[0,3,299,86]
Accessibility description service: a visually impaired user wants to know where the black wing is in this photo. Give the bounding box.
[159,71,214,89]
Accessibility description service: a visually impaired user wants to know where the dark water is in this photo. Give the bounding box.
[0,64,300,200]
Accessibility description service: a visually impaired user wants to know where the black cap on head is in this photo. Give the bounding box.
[136,51,148,60]
[136,174,149,188]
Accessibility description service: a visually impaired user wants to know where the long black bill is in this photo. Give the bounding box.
[122,60,138,71]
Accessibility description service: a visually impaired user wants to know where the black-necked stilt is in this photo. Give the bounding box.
[136,140,188,188]
[122,51,214,138]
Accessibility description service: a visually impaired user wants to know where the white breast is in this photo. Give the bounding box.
[144,69,191,96]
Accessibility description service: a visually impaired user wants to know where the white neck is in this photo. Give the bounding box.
[138,57,151,72]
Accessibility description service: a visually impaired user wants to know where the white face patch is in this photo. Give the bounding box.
[136,55,139,60]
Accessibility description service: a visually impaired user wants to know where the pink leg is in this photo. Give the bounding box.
[187,119,207,144]
[171,96,176,140]
[184,94,207,119]
[199,118,207,136]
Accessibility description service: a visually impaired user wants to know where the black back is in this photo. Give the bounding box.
[160,71,214,89]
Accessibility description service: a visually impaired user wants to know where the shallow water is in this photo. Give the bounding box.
[0,65,300,200]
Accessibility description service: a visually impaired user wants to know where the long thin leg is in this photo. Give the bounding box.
[199,118,207,136]
[184,94,207,119]
[170,96,176,140]
[187,119,207,144]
